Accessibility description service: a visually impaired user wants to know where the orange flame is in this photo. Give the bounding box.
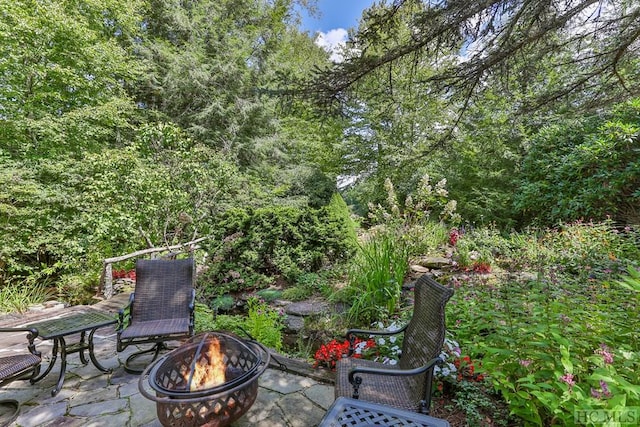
[188,337,226,391]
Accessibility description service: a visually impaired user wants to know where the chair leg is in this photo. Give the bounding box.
[0,399,20,427]
[124,342,167,374]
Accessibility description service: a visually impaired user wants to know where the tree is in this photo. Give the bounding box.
[514,98,640,226]
[0,0,146,157]
[135,0,295,161]
[309,0,640,127]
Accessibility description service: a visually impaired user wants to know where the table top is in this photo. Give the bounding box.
[27,309,117,339]
[319,397,450,427]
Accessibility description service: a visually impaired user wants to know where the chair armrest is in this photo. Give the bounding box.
[348,356,443,386]
[0,327,41,357]
[117,293,135,332]
[346,324,408,355]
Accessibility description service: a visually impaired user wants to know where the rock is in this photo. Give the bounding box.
[410,265,430,274]
[44,301,65,310]
[285,299,329,317]
[510,271,538,282]
[412,256,452,269]
[284,315,305,333]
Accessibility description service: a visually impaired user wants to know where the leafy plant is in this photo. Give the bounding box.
[0,280,56,314]
[243,297,286,352]
[281,286,313,301]
[343,231,409,325]
[194,303,254,338]
[210,295,235,313]
[255,289,282,302]
[445,222,640,426]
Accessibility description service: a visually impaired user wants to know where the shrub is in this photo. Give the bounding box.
[202,194,357,295]
[514,99,640,226]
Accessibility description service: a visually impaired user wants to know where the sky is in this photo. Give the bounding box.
[299,0,376,62]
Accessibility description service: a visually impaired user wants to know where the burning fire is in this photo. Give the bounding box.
[188,337,226,391]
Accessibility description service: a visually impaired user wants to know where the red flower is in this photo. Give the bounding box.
[449,229,460,246]
[313,338,375,371]
[453,355,484,383]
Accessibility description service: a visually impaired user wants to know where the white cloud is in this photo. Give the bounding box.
[315,28,348,63]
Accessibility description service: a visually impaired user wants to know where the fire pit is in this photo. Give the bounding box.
[138,332,270,427]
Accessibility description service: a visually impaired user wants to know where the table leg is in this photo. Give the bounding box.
[31,338,59,384]
[51,336,68,396]
[88,327,111,373]
[78,331,88,365]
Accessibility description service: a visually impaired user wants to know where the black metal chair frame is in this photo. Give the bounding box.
[0,327,42,426]
[335,274,454,415]
[116,257,196,374]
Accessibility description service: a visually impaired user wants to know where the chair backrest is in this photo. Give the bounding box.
[132,258,194,322]
[399,275,454,371]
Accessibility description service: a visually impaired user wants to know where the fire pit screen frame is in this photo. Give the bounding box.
[138,331,270,427]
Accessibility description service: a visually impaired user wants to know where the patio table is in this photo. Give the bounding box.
[319,396,450,427]
[26,309,117,396]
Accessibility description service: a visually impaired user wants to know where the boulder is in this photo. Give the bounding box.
[412,256,452,269]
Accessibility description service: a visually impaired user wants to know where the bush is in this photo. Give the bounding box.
[515,99,640,226]
[201,194,357,296]
[1,142,244,303]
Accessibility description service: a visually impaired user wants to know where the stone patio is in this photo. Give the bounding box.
[0,298,335,427]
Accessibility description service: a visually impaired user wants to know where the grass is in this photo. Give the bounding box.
[0,280,56,314]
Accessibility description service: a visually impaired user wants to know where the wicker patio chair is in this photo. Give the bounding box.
[0,327,41,426]
[335,274,454,415]
[116,257,196,373]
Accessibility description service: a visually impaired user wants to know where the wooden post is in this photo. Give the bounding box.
[104,262,113,299]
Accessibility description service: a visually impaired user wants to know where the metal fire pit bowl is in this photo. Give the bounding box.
[138,332,270,427]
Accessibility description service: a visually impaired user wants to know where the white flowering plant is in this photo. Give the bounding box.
[433,336,461,382]
[360,320,405,365]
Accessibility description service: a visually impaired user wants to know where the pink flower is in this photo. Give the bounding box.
[596,343,614,365]
[560,372,575,388]
[519,359,533,367]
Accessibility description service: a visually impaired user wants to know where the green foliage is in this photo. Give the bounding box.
[281,272,331,301]
[194,303,245,334]
[0,142,243,301]
[244,297,285,352]
[202,194,357,296]
[210,295,235,313]
[515,99,640,226]
[255,289,282,302]
[0,280,56,314]
[0,0,145,157]
[280,286,312,302]
[342,231,409,325]
[137,0,294,157]
[447,223,640,426]
[444,93,524,227]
